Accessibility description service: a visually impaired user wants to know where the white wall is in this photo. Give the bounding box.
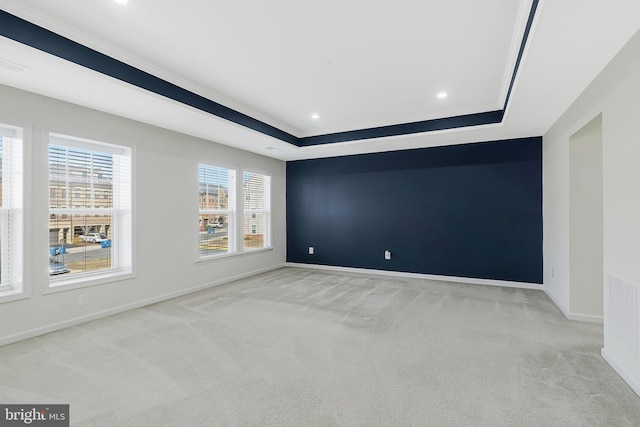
[569,115,603,318]
[544,28,640,395]
[0,84,286,345]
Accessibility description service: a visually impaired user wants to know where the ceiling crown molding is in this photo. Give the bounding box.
[0,1,539,147]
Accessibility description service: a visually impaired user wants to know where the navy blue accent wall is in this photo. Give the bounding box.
[287,137,543,284]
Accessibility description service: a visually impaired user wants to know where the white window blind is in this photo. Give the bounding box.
[0,125,23,297]
[198,164,236,258]
[48,134,132,286]
[243,172,271,251]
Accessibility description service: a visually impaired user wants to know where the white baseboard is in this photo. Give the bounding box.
[0,263,285,348]
[566,312,603,324]
[601,348,640,397]
[543,287,569,316]
[543,287,604,324]
[285,262,543,290]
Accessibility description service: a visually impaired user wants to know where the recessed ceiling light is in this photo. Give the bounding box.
[311,114,320,120]
[437,92,447,99]
[113,0,129,4]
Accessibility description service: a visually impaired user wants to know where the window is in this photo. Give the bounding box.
[243,172,270,251]
[0,124,23,298]
[48,134,132,287]
[198,164,235,258]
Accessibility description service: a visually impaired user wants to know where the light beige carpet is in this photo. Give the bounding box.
[1,267,638,426]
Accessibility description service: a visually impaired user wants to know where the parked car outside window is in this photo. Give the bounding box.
[49,254,70,275]
[78,233,108,243]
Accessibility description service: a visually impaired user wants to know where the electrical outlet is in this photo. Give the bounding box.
[551,268,555,277]
[79,294,89,306]
[385,250,391,260]
[308,246,314,255]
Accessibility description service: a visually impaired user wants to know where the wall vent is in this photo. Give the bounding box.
[607,275,638,354]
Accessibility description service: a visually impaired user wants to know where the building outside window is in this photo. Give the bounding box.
[243,172,270,251]
[198,164,235,258]
[48,134,132,287]
[0,124,23,298]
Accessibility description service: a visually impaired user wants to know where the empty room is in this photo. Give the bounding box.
[1,0,639,425]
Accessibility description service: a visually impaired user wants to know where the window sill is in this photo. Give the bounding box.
[196,246,273,264]
[0,289,30,304]
[44,269,135,294]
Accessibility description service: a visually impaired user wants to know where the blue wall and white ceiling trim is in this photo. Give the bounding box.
[0,1,539,148]
[0,9,298,145]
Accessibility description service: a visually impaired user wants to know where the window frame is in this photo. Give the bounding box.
[196,164,275,263]
[242,170,272,252]
[45,132,134,292]
[197,162,237,260]
[0,123,24,301]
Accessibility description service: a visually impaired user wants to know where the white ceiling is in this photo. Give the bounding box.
[0,0,639,161]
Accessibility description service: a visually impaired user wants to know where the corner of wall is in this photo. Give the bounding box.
[601,347,640,397]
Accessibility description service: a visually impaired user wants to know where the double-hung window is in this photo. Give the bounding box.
[243,172,271,251]
[0,124,23,298]
[198,164,236,258]
[48,134,132,287]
